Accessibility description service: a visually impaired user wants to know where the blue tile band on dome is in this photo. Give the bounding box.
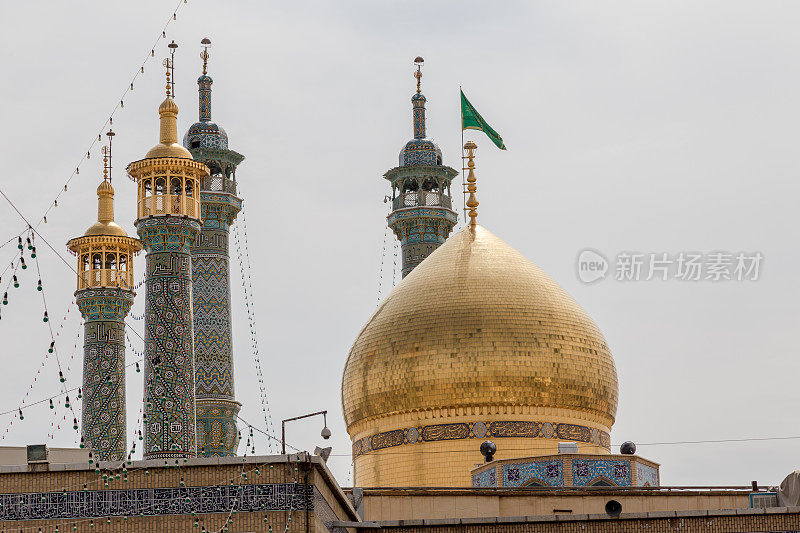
[76,288,134,462]
[352,420,611,458]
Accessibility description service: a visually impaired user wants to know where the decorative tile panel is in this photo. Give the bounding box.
[503,460,563,487]
[572,459,631,487]
[637,462,660,486]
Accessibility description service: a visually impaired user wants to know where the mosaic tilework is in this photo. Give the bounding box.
[189,117,243,457]
[572,458,631,486]
[198,74,213,121]
[399,139,441,167]
[471,468,497,488]
[352,421,611,458]
[503,460,564,488]
[0,483,311,521]
[192,241,240,457]
[184,122,229,151]
[74,288,135,322]
[637,462,659,486]
[135,217,200,255]
[136,215,200,459]
[385,186,458,278]
[412,92,426,139]
[193,253,233,397]
[76,289,134,462]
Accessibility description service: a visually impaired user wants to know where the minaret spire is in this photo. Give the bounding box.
[184,37,245,457]
[383,57,458,278]
[98,130,115,224]
[198,38,213,122]
[158,57,180,148]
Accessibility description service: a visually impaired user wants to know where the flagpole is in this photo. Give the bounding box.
[460,86,466,224]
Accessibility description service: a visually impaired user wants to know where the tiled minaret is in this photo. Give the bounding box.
[385,57,458,277]
[68,132,142,462]
[183,39,244,457]
[127,65,208,459]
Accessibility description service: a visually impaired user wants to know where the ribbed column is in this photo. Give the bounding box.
[76,288,133,462]
[136,216,201,459]
[192,199,241,456]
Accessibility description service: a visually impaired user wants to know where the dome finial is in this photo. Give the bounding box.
[464,140,479,226]
[200,38,211,75]
[165,40,178,97]
[97,130,116,225]
[414,56,424,94]
[101,129,114,182]
[411,56,427,139]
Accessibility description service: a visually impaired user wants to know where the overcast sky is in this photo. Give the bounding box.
[0,0,798,487]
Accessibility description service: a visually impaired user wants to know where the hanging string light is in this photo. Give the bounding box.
[0,0,193,239]
[232,200,277,452]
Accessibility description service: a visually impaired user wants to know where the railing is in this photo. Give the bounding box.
[77,268,135,291]
[202,176,237,195]
[392,192,452,211]
[137,193,201,219]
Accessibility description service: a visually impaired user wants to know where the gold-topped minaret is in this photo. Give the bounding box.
[68,131,142,289]
[67,131,141,462]
[127,49,209,459]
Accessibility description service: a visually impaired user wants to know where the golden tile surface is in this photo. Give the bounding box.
[341,225,619,481]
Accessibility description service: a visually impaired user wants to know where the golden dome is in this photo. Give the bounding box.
[342,224,618,432]
[145,97,193,159]
[83,220,127,237]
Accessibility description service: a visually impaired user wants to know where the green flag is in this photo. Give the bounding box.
[461,89,506,150]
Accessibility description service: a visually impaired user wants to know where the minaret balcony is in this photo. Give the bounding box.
[201,175,237,195]
[77,267,135,291]
[392,191,452,211]
[137,192,201,219]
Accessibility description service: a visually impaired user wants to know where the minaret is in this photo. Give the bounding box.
[127,59,208,459]
[68,131,142,462]
[385,57,458,277]
[183,38,244,457]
